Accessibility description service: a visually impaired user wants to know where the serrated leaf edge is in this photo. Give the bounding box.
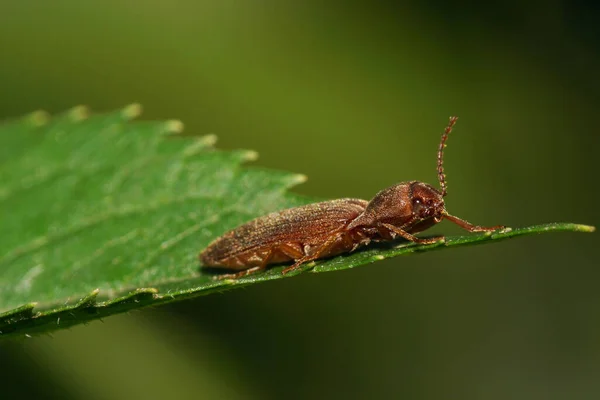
[0,222,594,339]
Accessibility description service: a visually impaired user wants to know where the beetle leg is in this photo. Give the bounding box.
[381,223,445,245]
[282,232,343,275]
[442,213,505,232]
[278,243,305,259]
[214,249,273,280]
[347,231,367,252]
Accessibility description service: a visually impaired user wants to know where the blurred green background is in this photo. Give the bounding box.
[1,1,598,399]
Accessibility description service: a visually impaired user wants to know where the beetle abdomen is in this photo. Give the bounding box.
[200,198,368,268]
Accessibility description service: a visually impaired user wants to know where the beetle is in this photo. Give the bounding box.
[200,116,505,279]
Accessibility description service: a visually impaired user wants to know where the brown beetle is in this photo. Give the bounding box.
[201,117,504,279]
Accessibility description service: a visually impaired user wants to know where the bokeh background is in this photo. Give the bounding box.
[1,1,599,399]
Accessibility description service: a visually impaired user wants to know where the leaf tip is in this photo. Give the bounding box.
[578,224,596,233]
[68,105,90,121]
[122,103,143,120]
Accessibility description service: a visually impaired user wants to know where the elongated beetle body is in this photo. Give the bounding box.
[201,117,505,279]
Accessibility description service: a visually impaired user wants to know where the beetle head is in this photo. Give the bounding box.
[410,181,445,223]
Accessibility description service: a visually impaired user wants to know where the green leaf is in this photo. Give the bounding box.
[0,106,595,339]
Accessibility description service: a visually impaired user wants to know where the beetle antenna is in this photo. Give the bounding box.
[437,116,458,197]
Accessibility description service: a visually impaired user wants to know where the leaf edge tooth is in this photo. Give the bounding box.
[241,150,259,162]
[182,134,218,157]
[121,103,143,120]
[164,119,184,134]
[97,287,159,308]
[0,302,38,323]
[26,110,50,127]
[74,288,100,309]
[288,173,308,186]
[278,173,308,191]
[68,105,90,122]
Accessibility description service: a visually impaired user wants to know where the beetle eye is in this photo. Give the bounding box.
[412,197,423,209]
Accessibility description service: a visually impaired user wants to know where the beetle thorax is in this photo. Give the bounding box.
[346,181,445,232]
